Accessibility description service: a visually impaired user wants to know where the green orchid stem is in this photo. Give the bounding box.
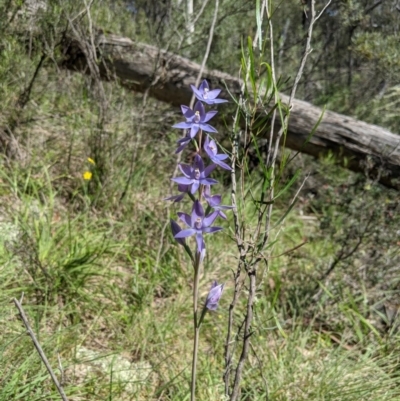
[191,253,201,401]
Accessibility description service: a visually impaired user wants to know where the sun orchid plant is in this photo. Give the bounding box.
[167,80,230,400]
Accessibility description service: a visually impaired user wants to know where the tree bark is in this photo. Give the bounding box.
[61,32,400,190]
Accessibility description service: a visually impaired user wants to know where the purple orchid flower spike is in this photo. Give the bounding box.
[204,185,234,219]
[204,136,231,171]
[172,101,218,139]
[165,184,191,202]
[171,154,218,194]
[174,200,222,254]
[205,281,224,310]
[191,80,228,105]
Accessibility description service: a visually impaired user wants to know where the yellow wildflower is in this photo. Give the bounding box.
[83,171,92,180]
[87,157,95,165]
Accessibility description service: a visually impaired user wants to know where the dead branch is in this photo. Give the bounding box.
[60,31,400,190]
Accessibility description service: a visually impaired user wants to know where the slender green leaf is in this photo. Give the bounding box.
[273,169,300,200]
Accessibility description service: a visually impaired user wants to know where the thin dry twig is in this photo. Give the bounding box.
[13,295,69,401]
[224,43,254,399]
[225,1,331,399]
[222,0,272,390]
[225,1,268,397]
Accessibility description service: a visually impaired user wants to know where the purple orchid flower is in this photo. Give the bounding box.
[204,185,234,220]
[172,101,218,139]
[191,80,228,105]
[171,154,218,194]
[205,281,224,310]
[165,184,191,202]
[204,136,231,171]
[174,200,222,254]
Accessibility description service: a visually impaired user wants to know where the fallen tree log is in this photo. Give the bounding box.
[61,32,400,190]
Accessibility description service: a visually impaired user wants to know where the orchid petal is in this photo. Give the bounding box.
[213,159,232,171]
[206,194,222,207]
[191,181,200,194]
[171,177,193,185]
[194,101,205,115]
[190,85,202,98]
[218,211,227,219]
[204,110,218,122]
[203,211,219,227]
[199,246,206,262]
[177,212,192,227]
[216,204,234,210]
[175,228,197,238]
[199,80,209,91]
[173,122,192,129]
[176,141,190,153]
[190,125,200,138]
[177,184,191,192]
[183,108,195,119]
[201,178,218,185]
[210,98,228,104]
[194,154,205,171]
[205,281,224,311]
[165,193,185,202]
[179,164,193,177]
[181,105,190,114]
[170,220,185,246]
[177,136,191,144]
[203,226,223,234]
[200,123,218,133]
[206,89,222,99]
[203,163,217,177]
[193,200,204,218]
[196,232,205,253]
